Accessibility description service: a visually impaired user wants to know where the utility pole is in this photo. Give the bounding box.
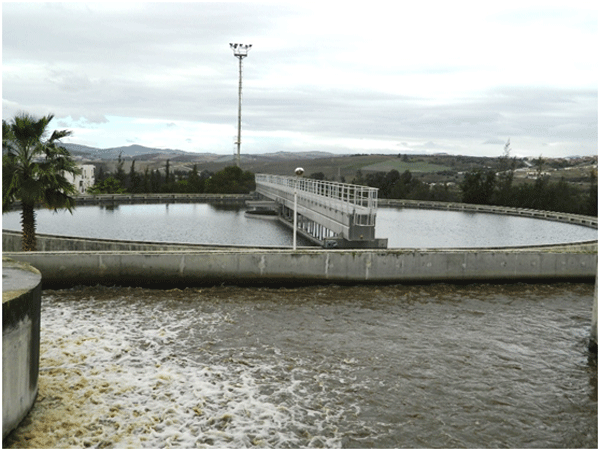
[229,43,252,167]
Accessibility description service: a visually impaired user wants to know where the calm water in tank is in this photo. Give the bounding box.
[4,283,597,448]
[1,203,597,247]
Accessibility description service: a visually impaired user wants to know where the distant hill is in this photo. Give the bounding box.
[45,142,597,190]
[257,151,340,160]
[61,143,341,162]
[63,143,193,160]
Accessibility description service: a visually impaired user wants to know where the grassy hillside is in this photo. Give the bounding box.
[360,159,451,174]
[193,155,455,182]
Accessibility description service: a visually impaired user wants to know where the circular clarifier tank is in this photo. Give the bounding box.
[1,203,597,248]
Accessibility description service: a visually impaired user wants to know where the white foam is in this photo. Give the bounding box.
[29,295,349,448]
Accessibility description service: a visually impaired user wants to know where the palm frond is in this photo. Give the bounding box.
[49,129,73,142]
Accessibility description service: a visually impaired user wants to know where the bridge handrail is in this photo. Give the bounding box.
[255,174,378,211]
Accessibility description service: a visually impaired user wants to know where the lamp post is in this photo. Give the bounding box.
[293,167,304,251]
[229,43,252,167]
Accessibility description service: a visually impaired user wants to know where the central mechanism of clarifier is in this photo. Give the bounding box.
[252,174,388,249]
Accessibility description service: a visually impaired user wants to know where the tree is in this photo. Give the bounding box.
[115,152,126,186]
[165,159,171,185]
[390,170,413,199]
[493,139,516,206]
[352,169,365,185]
[96,165,108,184]
[2,113,80,251]
[529,156,550,210]
[381,169,400,198]
[204,166,255,194]
[187,164,204,193]
[586,169,598,216]
[87,177,126,194]
[364,172,386,191]
[142,167,151,193]
[460,169,496,205]
[150,169,162,192]
[128,160,142,193]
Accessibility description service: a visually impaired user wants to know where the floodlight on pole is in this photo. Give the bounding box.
[230,43,252,167]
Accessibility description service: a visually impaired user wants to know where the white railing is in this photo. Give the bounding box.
[255,173,378,226]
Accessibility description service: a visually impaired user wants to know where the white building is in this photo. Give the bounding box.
[65,164,95,194]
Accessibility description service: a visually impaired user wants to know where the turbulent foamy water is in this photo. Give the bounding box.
[4,283,597,448]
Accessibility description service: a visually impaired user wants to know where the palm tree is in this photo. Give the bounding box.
[2,113,81,251]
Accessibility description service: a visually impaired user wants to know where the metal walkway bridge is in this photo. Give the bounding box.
[253,174,387,248]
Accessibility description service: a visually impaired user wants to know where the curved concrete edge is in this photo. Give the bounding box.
[2,229,598,254]
[2,229,300,252]
[3,249,597,289]
[378,199,598,229]
[6,193,253,210]
[2,258,42,440]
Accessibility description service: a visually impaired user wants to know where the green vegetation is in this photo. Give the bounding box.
[88,161,255,195]
[2,113,80,251]
[355,166,596,216]
[87,177,126,194]
[460,166,597,216]
[355,152,596,216]
[353,169,460,202]
[89,148,596,217]
[360,159,451,174]
[204,166,255,194]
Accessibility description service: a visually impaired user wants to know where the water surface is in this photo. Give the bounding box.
[5,283,597,448]
[2,203,596,247]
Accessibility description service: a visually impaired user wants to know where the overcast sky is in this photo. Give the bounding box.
[2,1,598,158]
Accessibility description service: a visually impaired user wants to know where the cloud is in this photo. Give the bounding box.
[483,139,507,145]
[2,2,597,158]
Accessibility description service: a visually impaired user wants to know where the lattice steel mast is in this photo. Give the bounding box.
[229,43,252,167]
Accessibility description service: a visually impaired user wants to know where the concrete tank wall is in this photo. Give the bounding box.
[7,193,252,209]
[2,258,42,439]
[2,230,277,253]
[3,248,597,288]
[378,199,598,228]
